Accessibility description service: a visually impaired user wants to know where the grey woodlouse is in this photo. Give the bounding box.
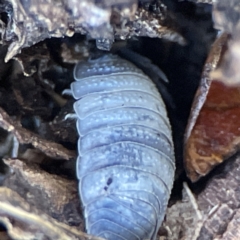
[71,54,175,240]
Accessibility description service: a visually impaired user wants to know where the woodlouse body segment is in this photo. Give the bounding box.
[71,54,175,240]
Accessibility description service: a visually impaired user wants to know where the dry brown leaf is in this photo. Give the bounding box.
[184,33,229,182]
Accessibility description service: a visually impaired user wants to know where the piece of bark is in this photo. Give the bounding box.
[196,154,240,239]
[162,152,240,239]
[214,208,240,240]
[3,158,81,227]
[0,187,104,240]
[0,107,76,160]
[0,0,184,62]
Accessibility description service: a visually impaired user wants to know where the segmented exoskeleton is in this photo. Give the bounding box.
[71,54,175,240]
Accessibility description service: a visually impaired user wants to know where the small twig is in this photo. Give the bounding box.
[183,182,204,240]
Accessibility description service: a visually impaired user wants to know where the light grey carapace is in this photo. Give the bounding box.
[71,54,175,240]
